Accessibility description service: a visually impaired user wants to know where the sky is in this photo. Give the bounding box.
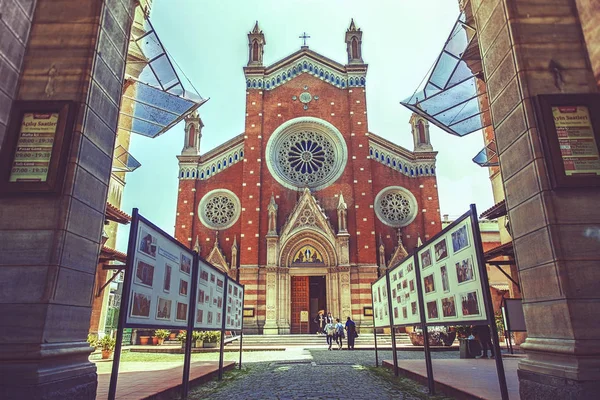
[116,0,495,251]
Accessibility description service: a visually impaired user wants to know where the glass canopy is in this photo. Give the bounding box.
[121,16,206,138]
[472,141,499,167]
[112,145,142,173]
[401,13,488,137]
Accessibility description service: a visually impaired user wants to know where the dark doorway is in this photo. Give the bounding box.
[309,276,326,334]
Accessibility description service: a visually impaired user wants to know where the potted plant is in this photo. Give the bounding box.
[87,333,98,349]
[154,329,170,346]
[202,331,220,348]
[98,335,116,359]
[190,331,202,348]
[139,335,150,345]
[177,331,186,348]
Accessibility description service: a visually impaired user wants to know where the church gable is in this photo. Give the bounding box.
[206,233,229,273]
[279,188,337,241]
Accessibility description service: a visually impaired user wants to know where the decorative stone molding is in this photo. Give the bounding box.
[179,144,244,180]
[369,142,436,177]
[266,117,347,191]
[374,186,418,228]
[198,189,241,230]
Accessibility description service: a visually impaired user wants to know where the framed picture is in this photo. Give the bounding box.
[244,308,255,317]
[423,273,435,294]
[216,278,224,291]
[456,256,475,284]
[451,225,469,253]
[138,229,157,258]
[392,288,397,299]
[179,279,188,296]
[420,249,432,269]
[156,297,172,320]
[440,265,450,292]
[130,292,151,318]
[134,260,154,288]
[196,309,203,324]
[175,302,188,321]
[402,279,408,289]
[199,269,209,285]
[394,307,399,319]
[402,306,408,319]
[210,273,216,283]
[409,279,415,293]
[207,311,213,324]
[411,301,418,315]
[163,264,172,292]
[180,253,192,275]
[407,263,414,272]
[434,238,448,262]
[198,288,205,304]
[460,291,481,316]
[441,296,457,318]
[426,300,439,320]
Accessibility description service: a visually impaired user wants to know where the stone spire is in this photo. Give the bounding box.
[267,194,278,236]
[231,235,238,272]
[337,192,348,233]
[345,18,363,64]
[409,112,433,152]
[247,21,266,66]
[387,229,409,270]
[378,234,386,268]
[182,109,203,155]
[193,235,201,253]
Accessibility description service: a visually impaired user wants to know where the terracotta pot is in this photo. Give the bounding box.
[157,338,164,345]
[101,350,112,359]
[139,336,150,345]
[152,337,159,345]
[169,333,177,340]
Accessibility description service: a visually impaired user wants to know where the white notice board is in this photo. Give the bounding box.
[126,219,193,328]
[417,213,487,324]
[372,276,390,328]
[389,256,420,326]
[193,259,226,330]
[225,279,244,330]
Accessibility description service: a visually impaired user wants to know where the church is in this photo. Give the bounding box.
[174,20,442,334]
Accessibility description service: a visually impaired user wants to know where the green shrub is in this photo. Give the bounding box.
[98,335,116,351]
[154,329,171,339]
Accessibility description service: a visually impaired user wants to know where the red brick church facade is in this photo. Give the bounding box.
[174,21,442,333]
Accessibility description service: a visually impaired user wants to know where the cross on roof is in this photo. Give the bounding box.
[299,32,311,47]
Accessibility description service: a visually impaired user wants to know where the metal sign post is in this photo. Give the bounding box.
[371,282,379,367]
[181,251,199,399]
[413,251,435,395]
[470,204,509,400]
[384,271,399,376]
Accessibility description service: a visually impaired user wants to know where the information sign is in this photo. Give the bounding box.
[194,259,226,330]
[371,276,390,328]
[389,256,420,326]
[225,279,244,330]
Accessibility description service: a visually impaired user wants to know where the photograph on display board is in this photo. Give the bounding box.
[134,260,154,288]
[217,312,222,325]
[434,238,449,262]
[407,262,414,272]
[461,291,481,316]
[180,253,191,275]
[199,268,209,285]
[210,273,216,283]
[131,292,151,318]
[426,300,439,319]
[402,279,407,289]
[398,269,404,278]
[441,296,457,317]
[228,285,232,295]
[456,256,476,284]
[451,224,470,253]
[402,306,407,319]
[179,279,188,296]
[175,302,188,321]
[423,274,435,293]
[156,297,172,320]
[163,264,172,292]
[440,265,450,292]
[394,307,399,319]
[196,309,203,324]
[138,229,157,258]
[198,288,205,304]
[392,288,397,298]
[216,278,224,292]
[391,273,397,282]
[208,311,213,324]
[409,279,415,292]
[420,249,432,269]
[411,301,418,315]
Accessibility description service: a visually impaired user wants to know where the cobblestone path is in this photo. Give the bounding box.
[187,348,455,400]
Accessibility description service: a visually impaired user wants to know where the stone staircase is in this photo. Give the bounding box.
[237,333,411,348]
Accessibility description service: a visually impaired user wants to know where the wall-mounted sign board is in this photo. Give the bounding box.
[0,101,76,194]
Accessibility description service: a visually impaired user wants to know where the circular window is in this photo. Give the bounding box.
[198,189,241,230]
[266,117,347,191]
[374,186,418,227]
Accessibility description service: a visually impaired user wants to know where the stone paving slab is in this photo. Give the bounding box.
[94,359,235,399]
[383,358,521,400]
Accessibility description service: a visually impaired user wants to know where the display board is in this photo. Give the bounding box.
[194,259,226,330]
[225,277,244,330]
[389,256,420,326]
[502,298,526,332]
[371,276,390,328]
[126,219,194,328]
[417,213,487,324]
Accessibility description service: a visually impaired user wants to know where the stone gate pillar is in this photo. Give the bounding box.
[464,0,600,397]
[263,268,279,334]
[338,268,352,319]
[0,1,135,398]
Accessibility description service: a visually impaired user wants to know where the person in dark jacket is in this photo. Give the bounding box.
[345,316,357,350]
[473,324,495,358]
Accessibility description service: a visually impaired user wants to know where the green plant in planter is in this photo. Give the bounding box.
[154,329,170,340]
[192,331,203,342]
[495,311,505,337]
[202,331,221,343]
[87,333,98,348]
[98,335,116,352]
[176,331,186,343]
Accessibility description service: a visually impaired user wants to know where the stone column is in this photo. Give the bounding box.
[263,268,279,334]
[466,0,600,397]
[338,268,352,319]
[277,268,291,333]
[0,1,135,398]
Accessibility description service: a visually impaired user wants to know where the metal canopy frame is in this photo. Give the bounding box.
[473,140,499,167]
[112,145,142,173]
[401,13,489,138]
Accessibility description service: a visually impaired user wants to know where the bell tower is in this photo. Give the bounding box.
[409,112,433,152]
[345,19,363,64]
[182,110,203,155]
[247,21,266,66]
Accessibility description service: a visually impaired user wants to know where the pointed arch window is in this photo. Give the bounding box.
[252,41,259,62]
[351,37,359,59]
[188,124,195,148]
[417,121,426,144]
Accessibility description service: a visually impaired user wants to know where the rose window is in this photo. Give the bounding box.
[374,187,418,227]
[198,189,240,230]
[267,117,347,191]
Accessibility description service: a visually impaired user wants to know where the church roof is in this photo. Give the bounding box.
[368,132,437,178]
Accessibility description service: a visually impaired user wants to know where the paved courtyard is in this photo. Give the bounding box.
[186,349,457,400]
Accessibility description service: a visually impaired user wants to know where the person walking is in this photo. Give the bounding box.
[334,318,345,350]
[345,316,357,350]
[473,324,495,358]
[324,319,336,350]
